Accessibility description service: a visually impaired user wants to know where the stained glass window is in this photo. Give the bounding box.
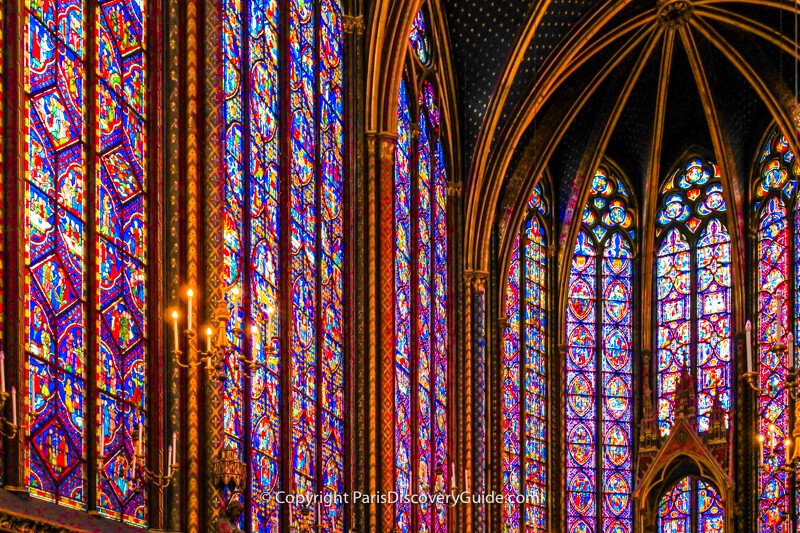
[393,11,451,531]
[754,131,800,533]
[24,0,148,523]
[656,476,724,533]
[565,168,634,533]
[220,0,344,529]
[655,157,731,436]
[501,184,548,533]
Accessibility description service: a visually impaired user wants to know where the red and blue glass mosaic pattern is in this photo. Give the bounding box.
[394,41,451,530]
[25,0,88,507]
[220,0,345,529]
[657,476,724,533]
[755,131,800,533]
[409,10,429,64]
[247,0,281,527]
[501,184,548,533]
[394,77,413,533]
[565,168,634,533]
[95,0,148,522]
[319,0,345,529]
[655,157,730,437]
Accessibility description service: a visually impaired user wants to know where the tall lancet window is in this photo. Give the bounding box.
[220,0,345,529]
[393,8,452,532]
[753,131,800,532]
[501,184,549,532]
[24,0,151,524]
[565,167,634,533]
[654,157,731,437]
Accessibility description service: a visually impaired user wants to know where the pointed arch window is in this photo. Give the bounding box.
[220,0,345,529]
[501,184,549,532]
[23,0,151,523]
[654,157,731,437]
[656,476,724,532]
[565,167,634,533]
[753,131,800,532]
[393,8,452,532]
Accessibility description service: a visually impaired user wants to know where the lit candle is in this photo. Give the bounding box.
[167,445,173,469]
[450,462,455,491]
[0,350,6,393]
[251,325,259,349]
[187,289,194,332]
[172,310,180,348]
[266,304,276,340]
[205,327,213,353]
[758,434,765,466]
[10,386,17,427]
[172,432,178,464]
[99,427,105,457]
[786,438,793,463]
[745,320,753,374]
[231,287,241,322]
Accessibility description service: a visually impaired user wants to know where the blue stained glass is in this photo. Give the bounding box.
[565,167,634,533]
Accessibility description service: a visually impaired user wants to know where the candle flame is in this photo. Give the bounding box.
[171,310,178,320]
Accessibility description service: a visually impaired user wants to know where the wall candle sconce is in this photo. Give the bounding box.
[0,352,19,440]
[172,288,279,377]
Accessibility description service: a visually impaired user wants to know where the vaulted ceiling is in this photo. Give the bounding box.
[444,0,800,271]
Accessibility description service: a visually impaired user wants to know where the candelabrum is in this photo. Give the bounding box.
[0,352,19,440]
[96,423,179,492]
[171,287,279,379]
[741,315,800,483]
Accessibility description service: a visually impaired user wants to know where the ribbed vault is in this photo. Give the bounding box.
[461,0,800,281]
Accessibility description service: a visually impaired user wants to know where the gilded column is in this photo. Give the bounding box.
[365,131,397,533]
[469,273,488,533]
[184,0,201,524]
[343,12,366,533]
[203,0,227,526]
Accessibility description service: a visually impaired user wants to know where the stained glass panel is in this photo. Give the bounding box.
[95,0,148,521]
[25,0,88,510]
[319,0,345,530]
[657,477,724,533]
[755,131,799,533]
[219,0,345,529]
[409,10,429,63]
[248,0,281,527]
[565,168,634,533]
[502,234,522,532]
[655,157,730,437]
[394,78,413,533]
[523,215,547,532]
[566,230,597,533]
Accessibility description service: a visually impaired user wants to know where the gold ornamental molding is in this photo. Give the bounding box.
[447,181,462,198]
[343,14,365,36]
[657,0,694,28]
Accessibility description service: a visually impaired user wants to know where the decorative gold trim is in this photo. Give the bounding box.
[342,14,365,36]
[447,181,462,198]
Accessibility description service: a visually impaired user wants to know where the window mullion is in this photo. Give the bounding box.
[85,0,101,514]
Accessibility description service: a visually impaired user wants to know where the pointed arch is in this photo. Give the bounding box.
[654,154,732,438]
[752,127,800,533]
[563,163,636,533]
[501,181,550,532]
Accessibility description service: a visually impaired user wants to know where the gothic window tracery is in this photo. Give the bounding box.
[564,167,634,533]
[655,157,731,438]
[393,8,452,532]
[753,130,800,533]
[501,184,548,532]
